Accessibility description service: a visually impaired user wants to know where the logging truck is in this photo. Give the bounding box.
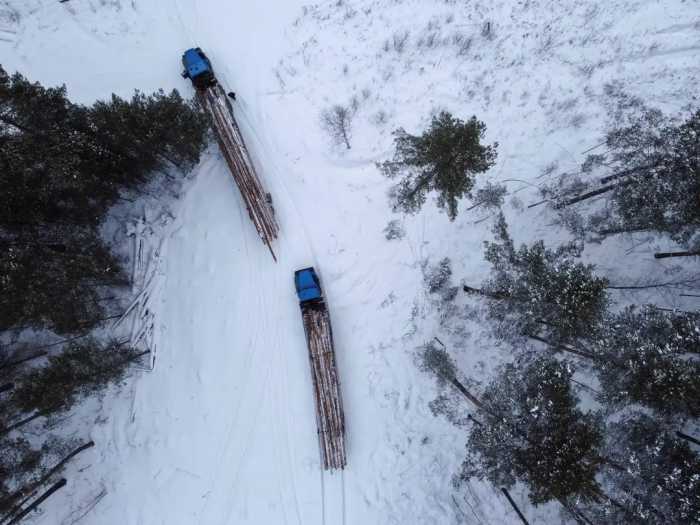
[294,268,347,470]
[181,48,279,260]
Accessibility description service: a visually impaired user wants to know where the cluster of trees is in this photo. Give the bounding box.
[0,66,209,520]
[456,216,700,522]
[422,222,699,522]
[384,105,699,523]
[1,66,209,334]
[545,107,700,258]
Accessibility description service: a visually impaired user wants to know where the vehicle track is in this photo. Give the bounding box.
[196,185,273,525]
[320,468,347,525]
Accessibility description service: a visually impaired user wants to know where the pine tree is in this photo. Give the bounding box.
[88,89,209,189]
[590,412,700,524]
[1,67,209,233]
[0,67,208,334]
[471,213,609,344]
[551,108,700,249]
[594,305,700,418]
[0,227,126,334]
[379,111,497,220]
[461,356,603,505]
[11,339,144,415]
[0,436,42,514]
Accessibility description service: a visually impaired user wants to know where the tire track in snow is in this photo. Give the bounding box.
[320,469,346,525]
[237,100,347,525]
[267,265,304,525]
[196,169,274,524]
[242,99,351,525]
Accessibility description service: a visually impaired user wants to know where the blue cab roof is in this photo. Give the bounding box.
[295,267,322,302]
[183,48,211,79]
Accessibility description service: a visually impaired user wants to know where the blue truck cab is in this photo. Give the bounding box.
[181,47,215,89]
[295,267,323,304]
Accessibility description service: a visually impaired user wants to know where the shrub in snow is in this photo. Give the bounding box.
[471,181,507,211]
[417,341,458,387]
[320,104,354,149]
[424,257,452,294]
[428,394,470,427]
[383,219,405,240]
[379,111,497,220]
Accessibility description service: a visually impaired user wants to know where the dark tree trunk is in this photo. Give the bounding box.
[2,332,92,363]
[525,334,597,360]
[0,408,57,437]
[5,479,67,525]
[607,278,699,290]
[558,499,595,525]
[463,284,486,295]
[1,441,94,518]
[501,488,530,525]
[599,163,659,184]
[560,183,618,207]
[676,430,700,446]
[593,225,652,236]
[0,351,48,371]
[654,251,700,259]
[449,378,485,411]
[463,284,508,300]
[0,113,34,134]
[467,414,484,427]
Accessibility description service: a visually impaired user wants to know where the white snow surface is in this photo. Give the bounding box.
[1,0,699,523]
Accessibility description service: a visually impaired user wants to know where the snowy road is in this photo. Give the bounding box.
[90,106,353,523]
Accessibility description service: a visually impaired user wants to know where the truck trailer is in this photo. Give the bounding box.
[181,48,279,260]
[294,268,347,470]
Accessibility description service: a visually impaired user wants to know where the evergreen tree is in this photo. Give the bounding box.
[379,111,497,220]
[471,214,609,344]
[590,413,700,524]
[0,66,208,334]
[0,67,208,232]
[0,436,42,514]
[551,108,700,248]
[88,89,209,188]
[0,227,126,334]
[461,356,603,505]
[594,305,700,418]
[11,339,143,415]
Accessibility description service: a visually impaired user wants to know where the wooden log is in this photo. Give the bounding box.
[302,305,346,469]
[501,488,530,525]
[198,85,279,258]
[5,479,67,525]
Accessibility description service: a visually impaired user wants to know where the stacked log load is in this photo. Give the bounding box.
[199,84,279,259]
[302,303,347,470]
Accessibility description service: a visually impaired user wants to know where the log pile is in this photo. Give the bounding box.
[199,84,279,260]
[302,303,346,470]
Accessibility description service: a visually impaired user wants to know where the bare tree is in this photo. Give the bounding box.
[320,104,354,149]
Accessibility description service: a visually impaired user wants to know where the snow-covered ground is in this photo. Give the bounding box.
[2,0,698,523]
